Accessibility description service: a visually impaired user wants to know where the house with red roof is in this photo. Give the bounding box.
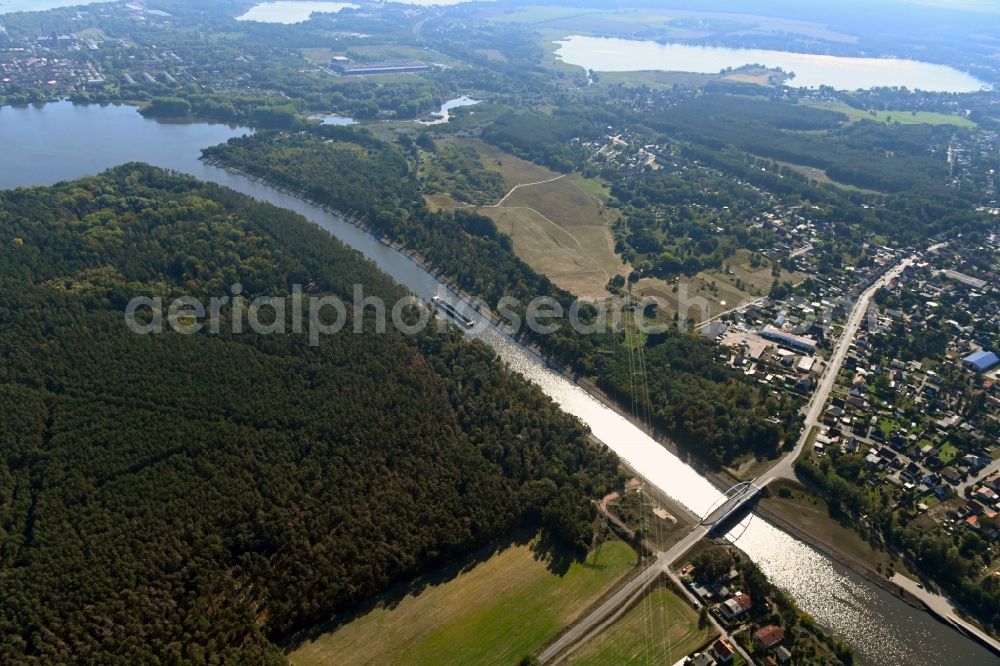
[712,638,735,663]
[753,625,785,649]
[719,592,753,619]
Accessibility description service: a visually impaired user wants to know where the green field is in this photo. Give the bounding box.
[489,5,856,43]
[772,159,884,194]
[568,582,714,665]
[288,538,638,666]
[803,100,977,128]
[939,442,960,465]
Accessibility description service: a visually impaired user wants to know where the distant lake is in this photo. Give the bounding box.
[2,99,999,666]
[0,0,105,13]
[555,35,990,93]
[236,1,359,24]
[417,95,479,125]
[0,102,249,190]
[320,114,357,126]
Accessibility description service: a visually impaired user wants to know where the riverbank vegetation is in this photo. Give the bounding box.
[797,456,1000,635]
[4,0,1000,657]
[205,128,804,468]
[0,165,621,662]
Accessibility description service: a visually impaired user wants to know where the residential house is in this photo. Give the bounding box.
[719,593,753,619]
[712,639,735,663]
[942,466,963,485]
[753,625,785,649]
[686,652,715,666]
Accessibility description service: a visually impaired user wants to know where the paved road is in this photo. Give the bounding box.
[956,457,1000,496]
[761,252,919,485]
[891,572,1000,655]
[540,248,944,664]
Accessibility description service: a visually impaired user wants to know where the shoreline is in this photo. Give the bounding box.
[753,501,926,610]
[203,156,726,479]
[200,156,1000,659]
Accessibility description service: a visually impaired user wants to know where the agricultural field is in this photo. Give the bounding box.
[567,582,713,665]
[802,100,977,128]
[288,538,638,666]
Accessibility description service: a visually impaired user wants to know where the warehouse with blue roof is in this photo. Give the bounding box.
[962,350,1000,373]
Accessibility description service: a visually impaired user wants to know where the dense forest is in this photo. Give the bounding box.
[642,93,955,194]
[595,334,798,463]
[0,166,618,663]
[206,128,803,467]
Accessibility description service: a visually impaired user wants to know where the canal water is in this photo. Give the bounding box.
[0,101,996,665]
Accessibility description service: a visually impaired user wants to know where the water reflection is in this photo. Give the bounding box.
[236,1,359,24]
[417,95,480,125]
[0,101,996,665]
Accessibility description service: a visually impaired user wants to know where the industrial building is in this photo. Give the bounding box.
[332,59,431,76]
[939,269,988,290]
[962,350,1000,373]
[760,325,818,354]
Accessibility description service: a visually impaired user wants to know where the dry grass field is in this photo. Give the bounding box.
[637,249,803,325]
[438,139,626,298]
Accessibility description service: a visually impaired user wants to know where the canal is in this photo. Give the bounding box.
[1,101,996,665]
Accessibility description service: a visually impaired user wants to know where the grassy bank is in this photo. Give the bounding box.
[760,480,914,580]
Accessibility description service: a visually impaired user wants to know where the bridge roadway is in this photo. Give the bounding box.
[700,483,763,530]
[539,250,933,664]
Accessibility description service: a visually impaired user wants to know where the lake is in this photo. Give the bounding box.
[0,0,105,13]
[319,113,357,126]
[417,95,480,125]
[0,100,997,666]
[554,35,990,92]
[236,1,359,24]
[0,102,248,189]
